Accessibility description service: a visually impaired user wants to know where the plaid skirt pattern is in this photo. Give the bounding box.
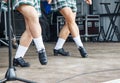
[1,0,41,17]
[51,0,77,12]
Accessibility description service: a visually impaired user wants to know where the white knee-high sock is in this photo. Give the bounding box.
[33,36,45,51]
[15,45,28,59]
[73,36,83,48]
[54,38,66,50]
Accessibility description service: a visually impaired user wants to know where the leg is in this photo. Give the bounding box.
[54,22,70,56]
[13,16,35,67]
[60,7,79,37]
[13,21,33,67]
[55,12,77,46]
[17,5,41,38]
[59,7,88,58]
[53,12,76,56]
[15,5,47,65]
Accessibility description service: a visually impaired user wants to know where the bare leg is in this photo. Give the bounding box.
[58,7,88,58]
[59,23,70,39]
[53,22,70,56]
[13,5,47,67]
[14,18,33,58]
[53,13,76,56]
[60,7,79,37]
[17,5,41,38]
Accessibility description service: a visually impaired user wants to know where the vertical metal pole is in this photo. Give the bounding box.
[7,0,13,68]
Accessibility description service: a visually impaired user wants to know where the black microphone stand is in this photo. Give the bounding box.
[0,0,36,83]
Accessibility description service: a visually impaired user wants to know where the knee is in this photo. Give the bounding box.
[28,12,38,20]
[26,12,39,23]
[65,15,76,24]
[18,5,39,22]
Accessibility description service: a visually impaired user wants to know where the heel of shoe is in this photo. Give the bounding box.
[78,47,88,58]
[13,62,18,66]
[54,53,59,56]
[53,49,59,56]
[13,59,18,66]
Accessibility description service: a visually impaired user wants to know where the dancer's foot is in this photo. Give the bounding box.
[54,48,70,56]
[13,57,30,67]
[38,49,48,65]
[78,46,88,58]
